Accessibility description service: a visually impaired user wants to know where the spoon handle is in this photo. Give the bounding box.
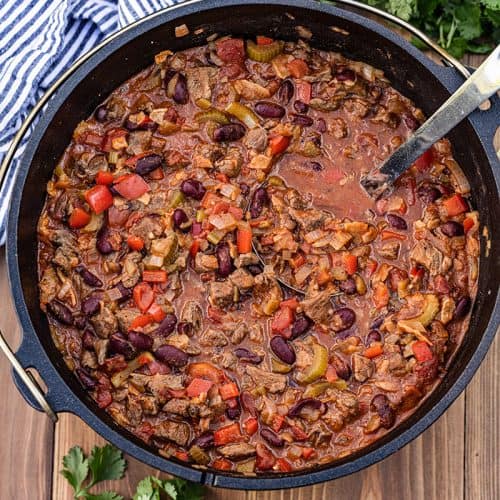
[379,44,500,182]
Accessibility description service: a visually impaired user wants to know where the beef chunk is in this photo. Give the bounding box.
[410,240,451,276]
[136,393,159,415]
[378,241,400,260]
[115,308,138,333]
[180,301,203,335]
[215,147,243,178]
[39,267,59,307]
[301,291,333,327]
[94,339,109,365]
[289,207,327,232]
[352,353,374,382]
[218,443,256,459]
[194,253,218,273]
[130,373,185,404]
[246,366,287,393]
[199,328,228,347]
[53,245,79,273]
[243,127,268,152]
[126,130,152,155]
[154,420,191,446]
[128,215,164,247]
[208,280,234,308]
[229,323,247,345]
[120,252,142,288]
[90,304,118,338]
[229,268,254,292]
[234,252,260,268]
[186,66,216,101]
[163,398,200,418]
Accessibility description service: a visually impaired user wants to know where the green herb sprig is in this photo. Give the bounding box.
[357,0,499,58]
[61,445,204,500]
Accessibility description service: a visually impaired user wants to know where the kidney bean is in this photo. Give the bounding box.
[290,315,312,339]
[417,184,441,204]
[366,330,382,345]
[226,406,242,420]
[270,336,296,364]
[247,264,263,276]
[152,313,178,336]
[277,79,294,104]
[173,208,189,231]
[288,398,327,418]
[386,213,407,230]
[234,347,263,364]
[177,321,193,336]
[216,242,233,278]
[47,300,73,325]
[260,428,285,447]
[213,123,246,142]
[256,443,276,471]
[128,331,153,351]
[135,153,163,176]
[96,226,114,255]
[330,355,351,380]
[181,178,206,200]
[239,182,250,195]
[336,68,356,81]
[250,187,269,218]
[76,368,97,389]
[82,329,95,350]
[340,277,357,295]
[193,432,215,449]
[116,282,132,303]
[254,101,285,118]
[290,114,313,127]
[155,344,188,367]
[76,266,103,288]
[403,114,419,130]
[308,161,323,172]
[316,117,327,133]
[333,307,356,332]
[441,221,464,237]
[293,100,309,113]
[82,295,101,317]
[109,333,136,360]
[191,222,203,236]
[371,394,395,429]
[94,105,108,122]
[172,73,189,104]
[240,391,257,417]
[370,316,384,330]
[453,296,471,320]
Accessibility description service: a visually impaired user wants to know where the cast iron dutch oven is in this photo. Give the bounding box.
[3,0,500,490]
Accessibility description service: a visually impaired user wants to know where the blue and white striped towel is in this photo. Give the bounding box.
[0,0,184,245]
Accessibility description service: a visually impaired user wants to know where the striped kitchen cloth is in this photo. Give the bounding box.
[0,0,184,245]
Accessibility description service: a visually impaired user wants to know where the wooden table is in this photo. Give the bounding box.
[0,49,498,499]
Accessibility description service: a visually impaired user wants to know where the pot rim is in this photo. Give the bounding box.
[6,0,500,490]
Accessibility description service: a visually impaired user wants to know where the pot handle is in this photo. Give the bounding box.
[331,0,471,79]
[0,328,58,422]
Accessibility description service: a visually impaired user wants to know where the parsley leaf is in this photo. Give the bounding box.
[85,493,124,500]
[87,445,127,487]
[347,1,500,59]
[61,446,89,498]
[132,476,204,500]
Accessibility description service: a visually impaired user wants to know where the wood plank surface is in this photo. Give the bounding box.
[0,249,54,499]
[0,48,497,500]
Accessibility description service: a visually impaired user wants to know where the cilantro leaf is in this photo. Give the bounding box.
[61,446,89,497]
[88,445,126,487]
[455,2,482,41]
[481,0,500,10]
[162,481,179,500]
[169,478,204,500]
[133,477,161,500]
[388,0,416,21]
[85,492,124,500]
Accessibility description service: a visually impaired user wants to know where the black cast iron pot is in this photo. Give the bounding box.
[5,0,500,490]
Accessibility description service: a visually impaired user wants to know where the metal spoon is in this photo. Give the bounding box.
[361,44,500,198]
